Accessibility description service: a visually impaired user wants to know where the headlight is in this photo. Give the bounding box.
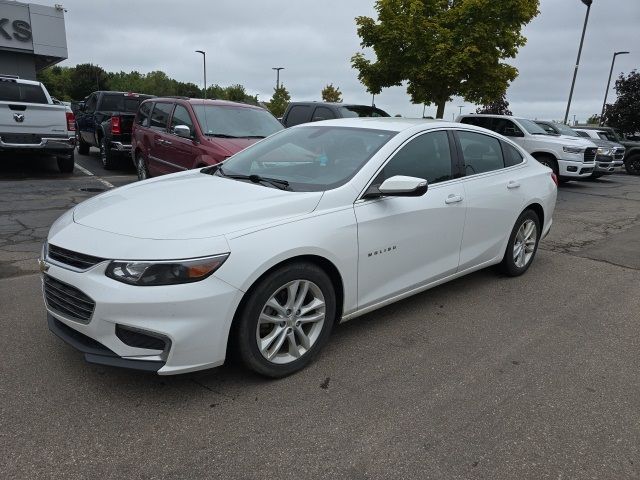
[597,147,612,155]
[105,254,229,286]
[563,146,584,154]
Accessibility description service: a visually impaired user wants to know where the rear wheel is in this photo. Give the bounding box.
[235,262,336,378]
[500,209,541,277]
[57,151,75,173]
[100,137,116,170]
[77,130,89,155]
[625,155,640,175]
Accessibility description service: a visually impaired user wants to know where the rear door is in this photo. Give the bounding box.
[165,104,199,171]
[78,93,97,144]
[146,102,174,176]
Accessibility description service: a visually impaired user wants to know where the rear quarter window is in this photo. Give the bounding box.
[502,142,525,167]
[136,102,152,127]
[285,105,310,127]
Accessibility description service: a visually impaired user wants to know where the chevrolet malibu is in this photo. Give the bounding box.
[41,118,557,378]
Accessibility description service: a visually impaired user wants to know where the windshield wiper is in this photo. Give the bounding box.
[217,169,290,191]
[206,133,241,138]
[243,135,266,139]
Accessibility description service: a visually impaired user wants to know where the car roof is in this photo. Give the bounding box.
[149,98,263,109]
[296,117,490,133]
[459,113,532,122]
[288,101,382,108]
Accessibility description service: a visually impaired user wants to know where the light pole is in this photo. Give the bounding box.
[458,105,465,116]
[600,50,630,124]
[272,67,284,89]
[195,50,206,98]
[563,0,593,124]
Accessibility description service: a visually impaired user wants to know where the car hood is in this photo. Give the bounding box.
[546,135,596,147]
[73,171,323,240]
[203,136,261,156]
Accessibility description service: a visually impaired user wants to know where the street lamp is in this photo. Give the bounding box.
[272,67,284,89]
[563,0,593,124]
[600,50,630,124]
[458,105,465,116]
[195,50,206,98]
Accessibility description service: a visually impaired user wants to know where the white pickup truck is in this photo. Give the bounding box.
[456,114,597,181]
[0,75,76,172]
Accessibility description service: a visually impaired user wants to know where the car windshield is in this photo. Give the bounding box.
[212,126,396,192]
[598,130,622,142]
[339,106,390,118]
[552,122,580,137]
[518,118,548,135]
[193,105,283,138]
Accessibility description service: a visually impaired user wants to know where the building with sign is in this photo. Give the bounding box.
[0,0,67,80]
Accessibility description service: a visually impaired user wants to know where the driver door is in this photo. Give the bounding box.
[354,130,466,309]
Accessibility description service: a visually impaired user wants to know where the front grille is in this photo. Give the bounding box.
[43,275,95,323]
[584,147,597,163]
[1,133,42,144]
[48,244,105,270]
[116,325,168,351]
[614,148,625,160]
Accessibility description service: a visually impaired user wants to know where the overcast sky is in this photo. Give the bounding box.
[46,0,639,122]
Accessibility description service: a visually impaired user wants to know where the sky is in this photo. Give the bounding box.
[43,0,639,123]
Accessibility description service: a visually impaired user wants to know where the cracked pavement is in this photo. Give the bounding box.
[1,157,640,479]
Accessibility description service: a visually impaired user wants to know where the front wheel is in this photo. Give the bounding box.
[625,155,640,175]
[235,263,336,378]
[100,137,116,170]
[500,210,541,277]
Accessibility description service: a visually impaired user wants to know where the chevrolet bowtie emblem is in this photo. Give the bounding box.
[38,258,50,273]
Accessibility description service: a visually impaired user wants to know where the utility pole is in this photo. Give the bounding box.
[564,0,593,124]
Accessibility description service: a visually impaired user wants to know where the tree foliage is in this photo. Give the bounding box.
[321,83,343,102]
[476,93,512,115]
[603,70,640,135]
[267,84,291,118]
[586,114,600,125]
[37,64,257,105]
[351,0,539,118]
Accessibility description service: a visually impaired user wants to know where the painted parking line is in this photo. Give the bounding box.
[74,163,115,189]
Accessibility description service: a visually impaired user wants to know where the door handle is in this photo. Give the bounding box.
[163,140,172,146]
[507,181,521,189]
[445,194,464,204]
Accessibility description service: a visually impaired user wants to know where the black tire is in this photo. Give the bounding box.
[500,209,541,277]
[135,151,150,180]
[56,152,75,173]
[235,262,336,378]
[534,154,559,176]
[100,137,116,170]
[77,130,89,155]
[625,155,640,175]
[590,173,604,179]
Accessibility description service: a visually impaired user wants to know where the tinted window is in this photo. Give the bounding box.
[150,103,173,130]
[536,122,556,134]
[493,118,524,137]
[312,107,336,121]
[218,126,396,192]
[376,131,453,185]
[170,105,195,136]
[285,105,310,126]
[502,142,524,167]
[458,131,504,175]
[575,131,589,138]
[193,105,283,138]
[101,94,146,112]
[517,118,548,135]
[0,80,48,104]
[136,102,152,127]
[84,94,97,112]
[339,106,390,118]
[459,116,492,129]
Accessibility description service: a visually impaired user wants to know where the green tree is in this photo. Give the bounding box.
[603,70,640,135]
[586,114,600,125]
[476,93,512,115]
[352,0,539,118]
[68,63,110,100]
[321,83,343,102]
[37,66,72,100]
[267,84,291,118]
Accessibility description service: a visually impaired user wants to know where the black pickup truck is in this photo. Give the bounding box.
[75,91,153,169]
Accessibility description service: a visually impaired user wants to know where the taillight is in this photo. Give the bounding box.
[551,172,559,186]
[111,116,121,135]
[66,111,75,131]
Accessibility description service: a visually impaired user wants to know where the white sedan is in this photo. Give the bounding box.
[41,118,557,377]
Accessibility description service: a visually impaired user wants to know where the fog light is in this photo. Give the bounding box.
[567,166,578,172]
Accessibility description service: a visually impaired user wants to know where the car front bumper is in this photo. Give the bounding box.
[558,159,595,178]
[42,260,244,375]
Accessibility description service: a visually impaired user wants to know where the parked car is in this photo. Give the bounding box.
[456,114,596,182]
[535,121,622,178]
[75,91,154,169]
[42,118,556,377]
[0,74,75,173]
[131,97,283,180]
[281,102,390,127]
[574,126,640,175]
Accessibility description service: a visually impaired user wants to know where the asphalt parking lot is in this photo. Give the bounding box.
[1,155,640,479]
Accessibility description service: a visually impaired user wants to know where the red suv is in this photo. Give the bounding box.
[131,98,283,180]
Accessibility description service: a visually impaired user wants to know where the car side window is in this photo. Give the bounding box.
[136,102,152,127]
[460,116,492,129]
[170,105,195,136]
[150,102,173,131]
[374,131,453,186]
[285,106,310,126]
[457,131,504,175]
[493,118,523,137]
[575,130,589,138]
[502,141,524,167]
[312,107,336,122]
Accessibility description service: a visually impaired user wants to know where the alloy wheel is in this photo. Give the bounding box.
[256,279,326,364]
[513,219,537,268]
[136,155,147,180]
[100,141,107,167]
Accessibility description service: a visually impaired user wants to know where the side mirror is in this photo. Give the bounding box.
[173,125,192,138]
[364,175,428,199]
